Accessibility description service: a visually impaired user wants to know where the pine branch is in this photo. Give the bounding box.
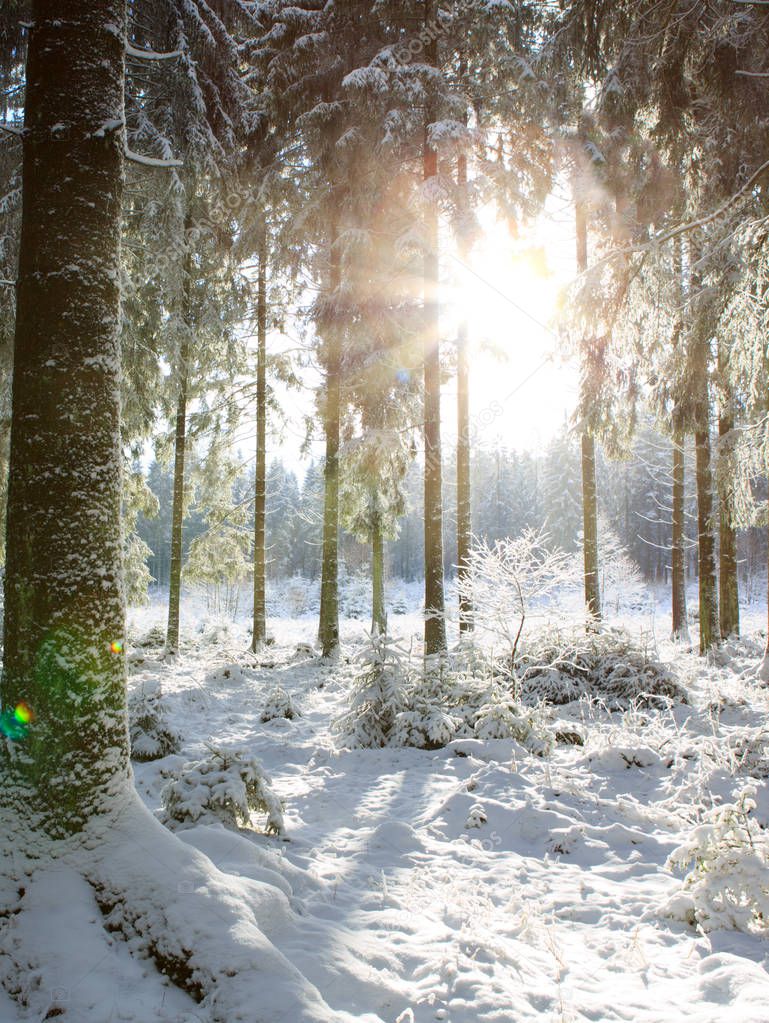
[125,42,182,62]
[124,144,183,169]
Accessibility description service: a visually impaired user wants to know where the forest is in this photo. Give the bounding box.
[1,2,769,1022]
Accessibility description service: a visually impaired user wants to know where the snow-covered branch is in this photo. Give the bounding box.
[124,145,183,169]
[0,123,25,138]
[125,42,182,62]
[0,278,15,287]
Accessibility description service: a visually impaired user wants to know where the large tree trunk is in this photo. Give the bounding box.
[165,333,189,655]
[0,0,129,838]
[371,512,386,636]
[318,226,341,658]
[423,0,447,657]
[670,427,690,643]
[252,230,268,650]
[576,200,601,623]
[717,344,739,639]
[456,151,472,635]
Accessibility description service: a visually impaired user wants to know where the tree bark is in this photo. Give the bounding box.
[318,223,341,658]
[759,522,769,681]
[0,0,130,837]
[252,230,268,650]
[695,411,719,654]
[165,274,191,655]
[371,512,386,636]
[670,428,690,642]
[456,151,472,635]
[423,0,447,657]
[576,200,601,623]
[717,344,739,639]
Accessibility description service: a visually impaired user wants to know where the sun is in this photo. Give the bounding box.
[441,207,579,454]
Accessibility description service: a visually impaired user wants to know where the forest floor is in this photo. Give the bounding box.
[4,591,769,1022]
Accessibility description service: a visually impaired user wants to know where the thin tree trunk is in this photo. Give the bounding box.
[695,414,719,654]
[165,318,190,655]
[318,223,341,658]
[252,230,268,650]
[371,513,386,636]
[456,151,472,634]
[759,522,769,681]
[423,0,447,657]
[576,200,601,623]
[717,345,739,639]
[671,428,690,642]
[1,0,129,837]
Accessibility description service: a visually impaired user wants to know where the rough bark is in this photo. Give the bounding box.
[371,513,386,636]
[0,0,130,837]
[717,345,739,639]
[576,201,601,623]
[695,412,719,654]
[165,322,190,655]
[456,152,472,635]
[252,231,268,650]
[670,428,690,642]
[759,525,769,681]
[423,0,447,656]
[318,224,341,658]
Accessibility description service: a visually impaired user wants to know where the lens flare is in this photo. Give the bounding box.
[110,640,124,655]
[0,702,34,741]
[13,702,34,725]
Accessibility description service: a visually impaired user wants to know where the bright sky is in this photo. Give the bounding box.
[257,197,581,480]
[440,198,579,458]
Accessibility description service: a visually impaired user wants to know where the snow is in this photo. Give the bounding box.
[3,588,769,1021]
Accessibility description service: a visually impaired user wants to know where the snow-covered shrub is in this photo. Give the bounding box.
[128,686,181,762]
[473,684,553,755]
[456,528,578,667]
[599,525,650,615]
[336,632,409,747]
[664,787,769,934]
[161,748,285,835]
[261,686,299,723]
[518,625,686,709]
[728,729,769,778]
[131,623,166,649]
[196,615,239,648]
[391,705,465,749]
[339,571,371,620]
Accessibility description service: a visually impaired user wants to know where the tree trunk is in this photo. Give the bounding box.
[456,152,472,635]
[423,0,447,657]
[252,230,268,651]
[318,224,341,658]
[759,521,769,681]
[0,0,129,838]
[695,415,719,654]
[717,345,739,639]
[165,333,189,655]
[576,200,601,623]
[371,512,386,636]
[671,428,690,642]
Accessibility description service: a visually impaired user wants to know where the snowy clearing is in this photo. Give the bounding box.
[5,594,768,1023]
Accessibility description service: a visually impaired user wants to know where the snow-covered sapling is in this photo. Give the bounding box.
[456,528,577,682]
[664,786,769,934]
[128,686,181,762]
[336,631,409,747]
[261,686,299,722]
[161,747,285,835]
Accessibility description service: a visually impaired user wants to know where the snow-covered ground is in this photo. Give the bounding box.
[3,585,769,1022]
